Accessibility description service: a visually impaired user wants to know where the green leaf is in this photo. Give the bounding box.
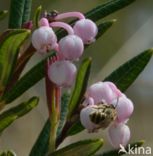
[22,0,32,24]
[85,0,136,22]
[50,139,103,156]
[95,140,144,156]
[0,10,8,21]
[67,58,92,119]
[9,0,32,28]
[104,49,153,92]
[84,19,116,49]
[33,6,42,28]
[9,0,25,28]
[96,19,116,40]
[57,93,70,136]
[2,52,56,104]
[0,97,39,133]
[67,120,84,136]
[0,29,30,93]
[30,119,51,156]
[0,150,16,156]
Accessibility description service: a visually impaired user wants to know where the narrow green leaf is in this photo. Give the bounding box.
[84,19,116,49]
[9,0,25,28]
[30,119,51,156]
[67,58,92,119]
[104,49,153,92]
[0,97,39,133]
[50,139,103,156]
[0,150,16,156]
[0,29,30,93]
[85,0,136,22]
[96,140,144,156]
[96,19,116,40]
[57,93,70,136]
[22,0,32,24]
[33,6,42,28]
[0,10,8,21]
[67,120,84,136]
[1,52,56,104]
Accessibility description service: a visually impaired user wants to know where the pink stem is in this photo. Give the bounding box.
[50,22,74,35]
[55,12,85,20]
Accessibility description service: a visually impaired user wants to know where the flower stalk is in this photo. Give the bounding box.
[54,12,85,20]
[45,58,60,153]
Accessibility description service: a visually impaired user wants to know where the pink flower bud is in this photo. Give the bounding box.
[112,95,134,123]
[22,20,33,29]
[32,26,57,54]
[86,82,120,104]
[80,105,100,132]
[108,123,130,148]
[48,60,77,87]
[58,35,84,61]
[39,18,49,27]
[73,19,98,44]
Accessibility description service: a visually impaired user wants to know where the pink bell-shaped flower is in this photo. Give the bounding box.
[73,19,98,44]
[48,60,77,87]
[80,105,100,132]
[58,34,84,61]
[108,123,130,148]
[32,26,57,54]
[112,94,134,123]
[86,81,121,104]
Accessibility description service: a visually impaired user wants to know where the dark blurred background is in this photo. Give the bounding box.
[0,0,153,155]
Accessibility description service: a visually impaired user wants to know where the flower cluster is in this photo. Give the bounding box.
[32,11,98,87]
[31,11,134,149]
[80,81,134,148]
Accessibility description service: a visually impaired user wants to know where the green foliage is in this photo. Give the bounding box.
[0,97,39,133]
[50,139,103,156]
[67,120,84,136]
[85,19,116,49]
[2,52,56,104]
[33,6,42,28]
[85,0,136,22]
[95,140,144,156]
[0,10,8,21]
[104,49,153,92]
[96,20,116,40]
[22,0,32,24]
[9,0,32,28]
[0,150,16,156]
[0,29,30,93]
[57,93,70,136]
[67,58,92,119]
[30,119,51,156]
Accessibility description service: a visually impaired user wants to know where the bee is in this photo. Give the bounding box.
[89,103,117,129]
